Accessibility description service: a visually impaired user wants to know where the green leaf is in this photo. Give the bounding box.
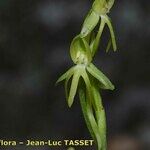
[79,87,97,143]
[87,63,115,90]
[68,70,80,107]
[91,80,107,149]
[98,109,107,150]
[86,98,102,150]
[90,32,96,50]
[56,67,75,85]
[81,10,99,37]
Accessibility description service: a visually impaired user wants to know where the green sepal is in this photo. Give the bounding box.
[87,63,115,90]
[67,70,80,107]
[104,15,117,51]
[92,18,106,56]
[106,38,112,52]
[70,35,92,64]
[81,10,99,37]
[56,67,75,85]
[65,71,74,101]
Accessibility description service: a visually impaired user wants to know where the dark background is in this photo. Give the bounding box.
[0,0,149,150]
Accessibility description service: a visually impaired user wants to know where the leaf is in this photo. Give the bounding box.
[68,70,80,107]
[81,10,99,37]
[79,72,102,149]
[90,80,107,149]
[92,0,108,15]
[87,63,115,90]
[56,67,75,85]
[86,97,102,150]
[79,87,97,143]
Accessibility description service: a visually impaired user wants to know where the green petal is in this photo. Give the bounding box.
[80,70,92,99]
[68,70,80,107]
[70,35,92,64]
[81,10,99,37]
[104,15,117,51]
[106,0,115,10]
[65,71,74,101]
[70,35,81,64]
[106,38,112,52]
[56,67,75,85]
[92,18,106,56]
[82,38,92,62]
[87,63,115,90]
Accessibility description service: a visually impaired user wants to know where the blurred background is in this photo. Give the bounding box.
[0,0,149,150]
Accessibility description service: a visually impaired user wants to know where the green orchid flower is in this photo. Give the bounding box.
[56,36,114,107]
[81,0,117,54]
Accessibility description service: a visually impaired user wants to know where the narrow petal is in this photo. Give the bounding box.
[56,67,75,85]
[68,70,80,107]
[87,63,115,90]
[106,38,112,52]
[65,71,74,100]
[104,15,117,51]
[92,18,106,56]
[82,38,92,63]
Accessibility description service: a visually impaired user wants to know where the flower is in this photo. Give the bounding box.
[56,36,114,108]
